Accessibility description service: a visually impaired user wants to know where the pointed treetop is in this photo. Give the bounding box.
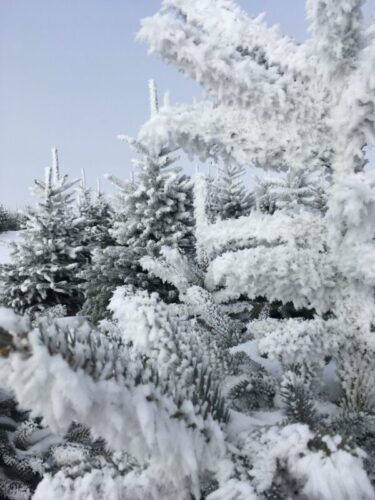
[96,177,101,196]
[51,147,60,183]
[81,168,86,190]
[149,79,159,117]
[44,166,52,197]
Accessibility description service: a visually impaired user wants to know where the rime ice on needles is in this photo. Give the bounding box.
[137,0,375,497]
[2,1,375,498]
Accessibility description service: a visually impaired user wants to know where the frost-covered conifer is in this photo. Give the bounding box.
[135,0,375,496]
[0,300,231,499]
[76,171,113,252]
[211,160,252,220]
[2,0,375,498]
[0,149,85,316]
[253,168,329,215]
[82,82,194,322]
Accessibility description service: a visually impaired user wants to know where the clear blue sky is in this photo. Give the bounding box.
[1,1,374,208]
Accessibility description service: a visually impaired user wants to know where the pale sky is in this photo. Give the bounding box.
[1,1,374,208]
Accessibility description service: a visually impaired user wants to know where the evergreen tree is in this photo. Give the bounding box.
[76,172,113,253]
[211,159,252,220]
[253,167,329,215]
[2,1,375,499]
[81,81,194,322]
[110,133,194,271]
[0,149,85,316]
[138,0,375,496]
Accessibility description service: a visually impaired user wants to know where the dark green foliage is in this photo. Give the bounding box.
[228,377,275,413]
[332,412,375,485]
[253,168,329,215]
[249,297,315,322]
[81,245,178,324]
[198,472,219,499]
[280,372,318,428]
[0,206,22,233]
[46,422,133,480]
[0,390,43,500]
[263,474,301,500]
[82,141,194,324]
[229,352,275,412]
[210,161,252,221]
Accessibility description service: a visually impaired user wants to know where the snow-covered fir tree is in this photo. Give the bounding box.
[2,1,375,499]
[253,167,329,215]
[113,80,194,259]
[136,0,375,496]
[81,81,195,322]
[76,172,113,253]
[0,149,85,316]
[211,159,252,220]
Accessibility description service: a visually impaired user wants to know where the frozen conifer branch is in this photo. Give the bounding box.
[0,305,230,498]
[44,166,52,197]
[148,79,159,117]
[51,147,60,183]
[80,168,86,190]
[138,0,375,176]
[306,0,364,78]
[133,1,375,497]
[1,1,375,498]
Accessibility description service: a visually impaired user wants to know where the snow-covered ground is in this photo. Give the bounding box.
[0,231,22,264]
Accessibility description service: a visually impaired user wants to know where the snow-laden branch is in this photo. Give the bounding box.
[139,0,309,109]
[205,241,334,312]
[0,311,228,498]
[306,0,365,79]
[138,101,331,171]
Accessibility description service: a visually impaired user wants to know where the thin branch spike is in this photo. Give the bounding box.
[149,79,159,117]
[52,147,60,183]
[81,168,86,190]
[45,166,52,196]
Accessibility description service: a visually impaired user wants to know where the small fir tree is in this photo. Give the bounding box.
[211,159,252,220]
[81,81,195,322]
[0,149,85,316]
[76,172,113,253]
